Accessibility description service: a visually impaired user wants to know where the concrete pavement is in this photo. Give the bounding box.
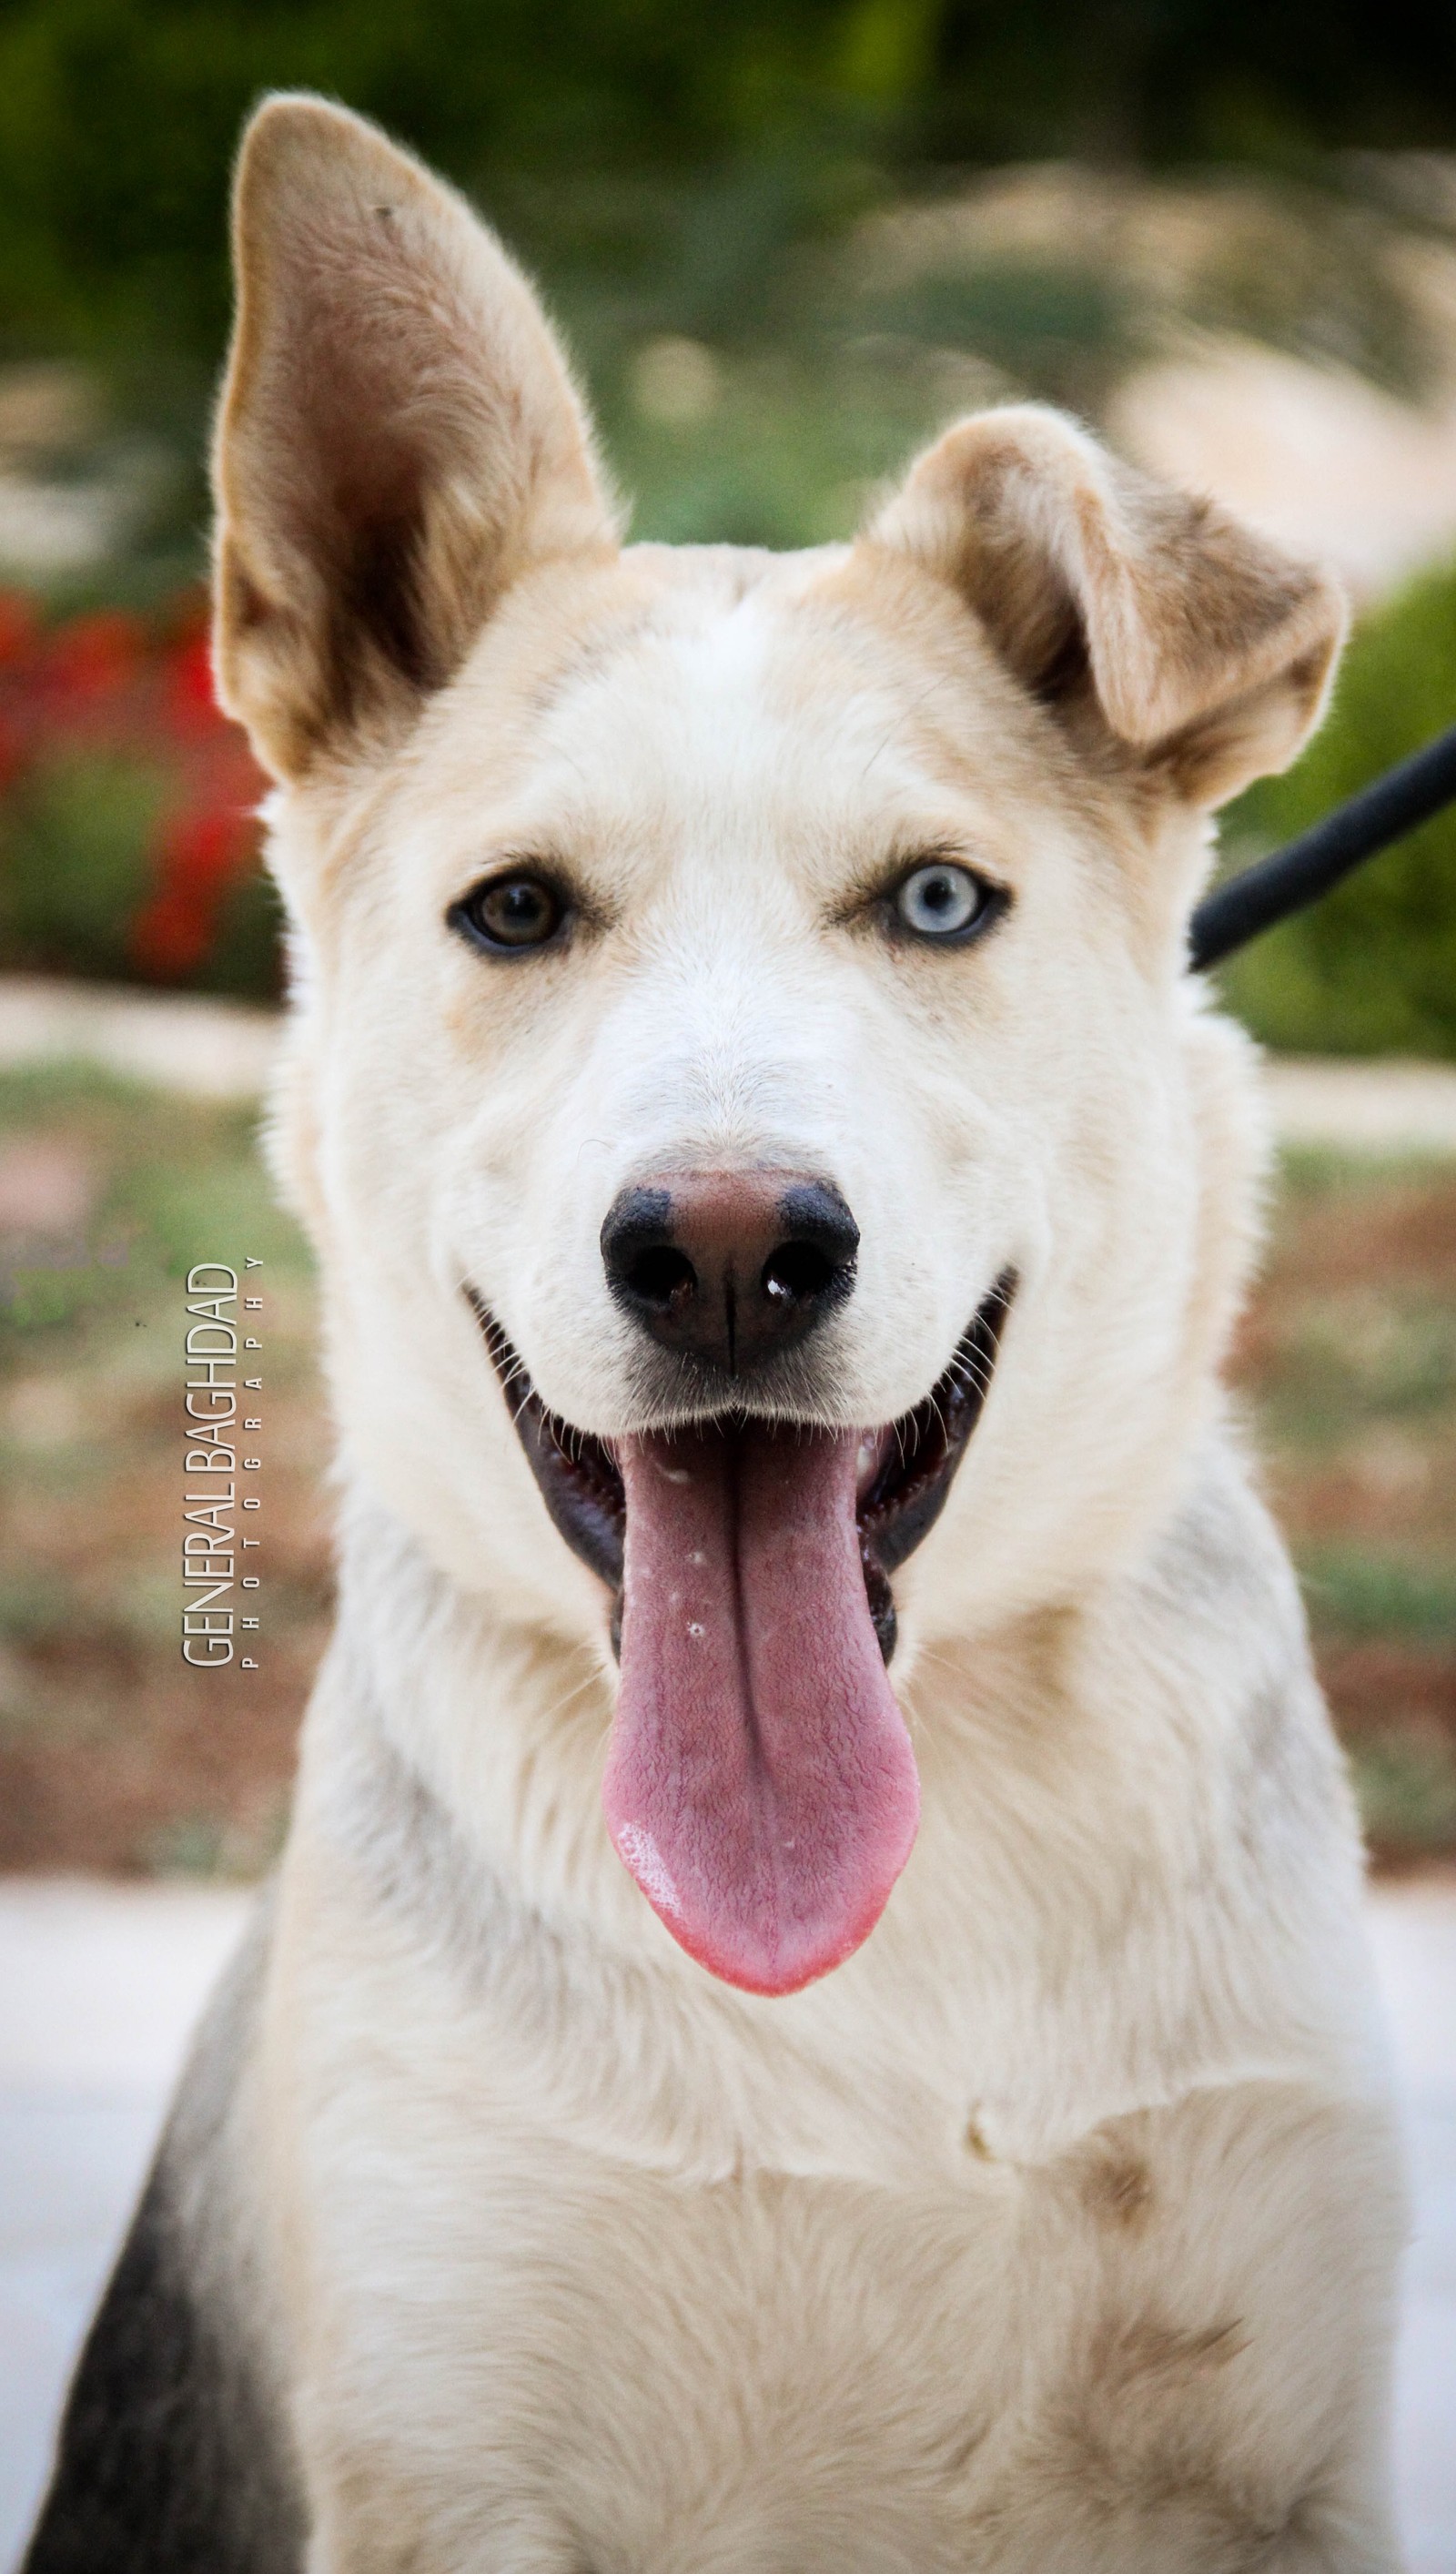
[0,1881,248,2566]
[0,1875,1451,2569]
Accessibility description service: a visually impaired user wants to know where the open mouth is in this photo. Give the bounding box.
[466,1274,1016,1997]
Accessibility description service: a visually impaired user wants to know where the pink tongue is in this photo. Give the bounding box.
[604,1424,919,1995]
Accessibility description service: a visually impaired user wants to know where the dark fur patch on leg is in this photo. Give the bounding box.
[21,2160,303,2574]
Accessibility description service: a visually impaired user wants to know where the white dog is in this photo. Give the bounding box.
[25,96,1406,2574]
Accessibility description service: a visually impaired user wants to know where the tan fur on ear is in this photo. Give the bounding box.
[867,406,1347,806]
[213,95,617,779]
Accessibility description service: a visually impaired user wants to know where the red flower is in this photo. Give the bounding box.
[162,630,221,737]
[40,609,147,705]
[0,712,27,796]
[129,801,258,978]
[0,593,38,667]
[2,584,272,989]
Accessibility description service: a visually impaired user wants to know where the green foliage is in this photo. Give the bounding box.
[848,256,1135,415]
[1218,558,1456,1057]
[190,862,286,1004]
[0,7,1452,1033]
[0,746,166,978]
[0,2,1452,370]
[0,0,895,362]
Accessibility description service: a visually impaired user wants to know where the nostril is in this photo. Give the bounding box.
[762,1241,838,1306]
[602,1171,857,1367]
[624,1245,697,1311]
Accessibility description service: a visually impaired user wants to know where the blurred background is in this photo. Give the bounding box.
[3,0,1456,1876]
[4,16,1456,2564]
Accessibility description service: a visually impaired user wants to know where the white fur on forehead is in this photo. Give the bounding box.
[868,405,1347,806]
[212,94,616,779]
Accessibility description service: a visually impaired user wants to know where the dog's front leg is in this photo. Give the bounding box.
[1249,2465,1405,2574]
[303,2478,593,2574]
[1259,2535,1404,2573]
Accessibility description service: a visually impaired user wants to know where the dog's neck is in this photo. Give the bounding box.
[286,1445,1373,2180]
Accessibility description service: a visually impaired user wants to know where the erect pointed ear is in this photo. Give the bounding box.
[866,405,1347,808]
[212,95,617,781]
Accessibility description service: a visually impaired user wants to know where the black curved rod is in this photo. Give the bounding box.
[1188,720,1456,972]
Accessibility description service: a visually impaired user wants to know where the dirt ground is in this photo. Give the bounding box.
[1,1068,1453,1875]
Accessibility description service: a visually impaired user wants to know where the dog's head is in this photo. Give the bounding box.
[215,98,1345,1995]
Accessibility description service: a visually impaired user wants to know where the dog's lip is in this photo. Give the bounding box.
[465,1274,1016,1659]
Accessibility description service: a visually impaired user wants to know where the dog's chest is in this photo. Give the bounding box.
[298,2095,1034,2568]
[284,2002,1369,2574]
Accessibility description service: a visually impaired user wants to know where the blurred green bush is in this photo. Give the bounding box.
[4,748,163,980]
[0,2,1450,1035]
[1219,556,1456,1058]
[2,0,1451,373]
[1,4,1453,615]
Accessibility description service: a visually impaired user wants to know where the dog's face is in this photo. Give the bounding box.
[216,98,1344,1993]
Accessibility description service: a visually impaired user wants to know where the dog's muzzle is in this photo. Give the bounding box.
[465,1272,1017,1667]
[463,1263,1016,1994]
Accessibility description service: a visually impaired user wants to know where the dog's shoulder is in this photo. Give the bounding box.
[1136,1423,1321,1702]
[21,1900,305,2574]
[1122,1424,1370,1939]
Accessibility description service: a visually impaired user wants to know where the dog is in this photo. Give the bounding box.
[24,94,1407,2574]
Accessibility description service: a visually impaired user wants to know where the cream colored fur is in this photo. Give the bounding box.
[205,94,1404,2571]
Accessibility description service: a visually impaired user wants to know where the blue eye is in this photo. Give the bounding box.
[894,861,996,944]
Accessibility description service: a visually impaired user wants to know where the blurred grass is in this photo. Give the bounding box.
[1300,1549,1456,1645]
[1345,1738,1456,1855]
[0,1060,1453,1872]
[1229,1144,1456,1867]
[0,1062,328,1877]
[0,1058,307,1298]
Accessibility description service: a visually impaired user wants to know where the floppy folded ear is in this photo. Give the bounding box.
[212,95,616,779]
[868,405,1346,807]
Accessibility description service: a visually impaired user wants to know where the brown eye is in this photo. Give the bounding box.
[450,873,567,956]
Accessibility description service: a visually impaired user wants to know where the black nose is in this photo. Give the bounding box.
[601,1170,859,1376]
